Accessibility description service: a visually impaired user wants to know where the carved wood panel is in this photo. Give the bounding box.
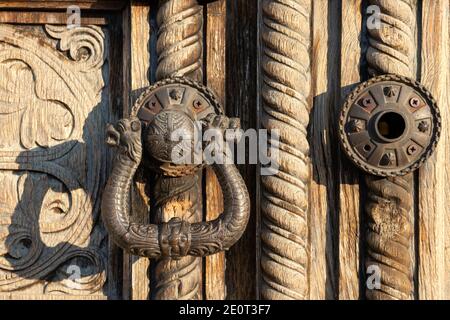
[0,24,114,299]
[2,0,445,301]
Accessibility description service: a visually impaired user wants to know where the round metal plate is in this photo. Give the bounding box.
[131,77,222,126]
[131,77,223,177]
[339,74,441,177]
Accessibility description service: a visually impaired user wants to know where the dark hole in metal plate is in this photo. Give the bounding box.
[339,74,441,176]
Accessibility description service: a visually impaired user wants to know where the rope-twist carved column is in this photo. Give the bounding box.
[260,0,311,300]
[156,0,203,81]
[153,0,203,300]
[365,0,416,300]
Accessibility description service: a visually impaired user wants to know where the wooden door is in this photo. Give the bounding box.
[0,2,126,300]
[0,0,448,301]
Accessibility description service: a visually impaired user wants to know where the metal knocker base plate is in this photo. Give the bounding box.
[131,77,223,121]
[339,74,441,177]
[131,77,224,177]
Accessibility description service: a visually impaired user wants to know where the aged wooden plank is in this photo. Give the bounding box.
[130,1,151,103]
[418,0,449,300]
[118,3,132,300]
[309,0,341,300]
[152,0,203,300]
[107,11,128,300]
[0,294,108,300]
[447,5,450,299]
[338,0,362,300]
[0,11,107,24]
[205,0,226,300]
[226,0,257,300]
[121,4,131,117]
[0,1,126,10]
[127,1,152,301]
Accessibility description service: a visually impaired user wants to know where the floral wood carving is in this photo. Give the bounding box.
[0,24,110,299]
[45,25,105,73]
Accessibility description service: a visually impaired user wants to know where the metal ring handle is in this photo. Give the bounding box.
[101,78,250,259]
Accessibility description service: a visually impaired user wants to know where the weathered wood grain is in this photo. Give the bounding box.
[155,0,203,81]
[309,0,341,300]
[259,0,312,300]
[0,1,126,10]
[152,0,203,300]
[205,0,226,300]
[108,11,127,299]
[418,0,449,300]
[0,12,107,25]
[364,0,417,300]
[447,5,450,299]
[2,0,449,301]
[120,3,133,301]
[226,0,258,300]
[124,1,152,301]
[0,24,113,299]
[337,0,362,300]
[130,2,151,103]
[366,0,416,76]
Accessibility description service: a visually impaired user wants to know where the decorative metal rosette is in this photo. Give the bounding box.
[339,74,441,177]
[131,77,223,177]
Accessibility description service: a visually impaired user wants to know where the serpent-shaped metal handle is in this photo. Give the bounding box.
[101,78,250,259]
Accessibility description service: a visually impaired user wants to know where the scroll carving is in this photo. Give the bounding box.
[260,0,312,300]
[365,0,416,300]
[45,25,105,72]
[0,24,109,298]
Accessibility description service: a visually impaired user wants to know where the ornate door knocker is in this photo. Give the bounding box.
[101,77,250,259]
[339,74,441,176]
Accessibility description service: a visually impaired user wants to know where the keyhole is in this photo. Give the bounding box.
[376,112,406,140]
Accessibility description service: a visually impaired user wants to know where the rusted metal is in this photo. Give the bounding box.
[101,77,250,259]
[339,74,441,177]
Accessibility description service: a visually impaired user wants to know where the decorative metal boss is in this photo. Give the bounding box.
[101,77,250,259]
[339,74,441,176]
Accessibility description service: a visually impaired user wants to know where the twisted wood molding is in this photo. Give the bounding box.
[366,0,415,77]
[365,0,416,300]
[365,174,414,300]
[260,0,311,300]
[152,0,203,300]
[156,0,203,82]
